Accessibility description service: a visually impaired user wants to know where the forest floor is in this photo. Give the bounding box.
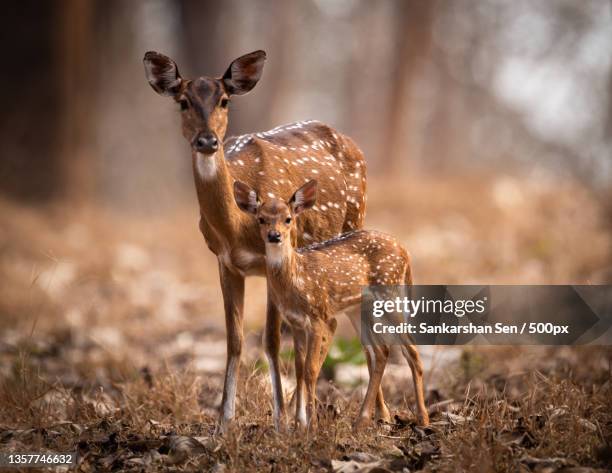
[0,173,611,472]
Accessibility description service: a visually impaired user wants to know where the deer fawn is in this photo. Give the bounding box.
[143,50,390,430]
[234,179,430,429]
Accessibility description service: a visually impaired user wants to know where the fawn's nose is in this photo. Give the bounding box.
[267,231,282,243]
[194,133,219,154]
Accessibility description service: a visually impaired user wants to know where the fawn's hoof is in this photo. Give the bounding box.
[307,418,318,433]
[272,414,288,433]
[418,413,430,427]
[295,416,318,433]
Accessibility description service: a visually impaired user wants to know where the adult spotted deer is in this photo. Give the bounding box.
[143,50,387,430]
[234,179,430,429]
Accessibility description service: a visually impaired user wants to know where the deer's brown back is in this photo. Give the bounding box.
[226,120,366,247]
[294,230,410,313]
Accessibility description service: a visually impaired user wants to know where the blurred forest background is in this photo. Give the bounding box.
[1,2,611,470]
[1,0,611,377]
[2,0,611,206]
[1,0,611,345]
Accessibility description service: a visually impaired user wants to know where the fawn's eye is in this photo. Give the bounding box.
[285,217,292,224]
[179,99,189,111]
[220,97,229,108]
[258,217,265,224]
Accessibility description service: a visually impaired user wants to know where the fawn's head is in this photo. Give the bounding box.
[143,50,266,155]
[233,180,318,253]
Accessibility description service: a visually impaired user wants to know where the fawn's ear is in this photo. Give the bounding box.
[222,50,266,96]
[289,180,318,215]
[143,51,183,97]
[234,181,260,215]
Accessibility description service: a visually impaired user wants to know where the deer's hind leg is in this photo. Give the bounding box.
[303,319,325,430]
[364,348,391,422]
[345,306,391,422]
[401,344,429,426]
[355,344,390,430]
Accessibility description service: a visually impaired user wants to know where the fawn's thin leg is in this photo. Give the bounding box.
[399,269,428,425]
[304,321,323,430]
[320,319,337,368]
[355,345,389,429]
[217,262,245,432]
[291,327,308,428]
[401,345,429,426]
[346,307,390,422]
[288,318,336,412]
[364,349,391,422]
[264,284,285,431]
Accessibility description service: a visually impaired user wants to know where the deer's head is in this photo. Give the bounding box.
[144,50,266,155]
[233,180,318,261]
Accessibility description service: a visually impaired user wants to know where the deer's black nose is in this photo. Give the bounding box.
[194,133,219,154]
[267,231,281,243]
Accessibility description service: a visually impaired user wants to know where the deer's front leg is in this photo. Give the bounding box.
[291,326,307,429]
[264,284,285,431]
[288,318,336,414]
[217,261,245,432]
[304,320,324,430]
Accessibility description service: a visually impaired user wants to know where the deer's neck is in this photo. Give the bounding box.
[266,244,302,298]
[192,149,244,240]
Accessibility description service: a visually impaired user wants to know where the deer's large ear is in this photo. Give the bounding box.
[222,50,266,96]
[289,180,318,215]
[234,181,260,215]
[143,51,183,97]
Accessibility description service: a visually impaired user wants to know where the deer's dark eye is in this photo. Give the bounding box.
[258,217,265,224]
[179,99,189,111]
[220,97,229,108]
[285,217,292,224]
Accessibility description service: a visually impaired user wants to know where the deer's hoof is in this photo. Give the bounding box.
[307,418,318,433]
[273,414,289,433]
[215,417,233,436]
[417,413,430,427]
[375,406,392,424]
[353,416,371,431]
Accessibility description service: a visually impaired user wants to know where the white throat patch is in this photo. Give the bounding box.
[266,243,286,268]
[196,152,217,180]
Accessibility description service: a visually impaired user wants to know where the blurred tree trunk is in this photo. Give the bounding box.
[268,1,299,130]
[0,2,61,200]
[344,0,389,172]
[94,0,188,212]
[599,68,612,272]
[181,0,224,76]
[422,59,464,171]
[56,0,96,200]
[382,0,435,173]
